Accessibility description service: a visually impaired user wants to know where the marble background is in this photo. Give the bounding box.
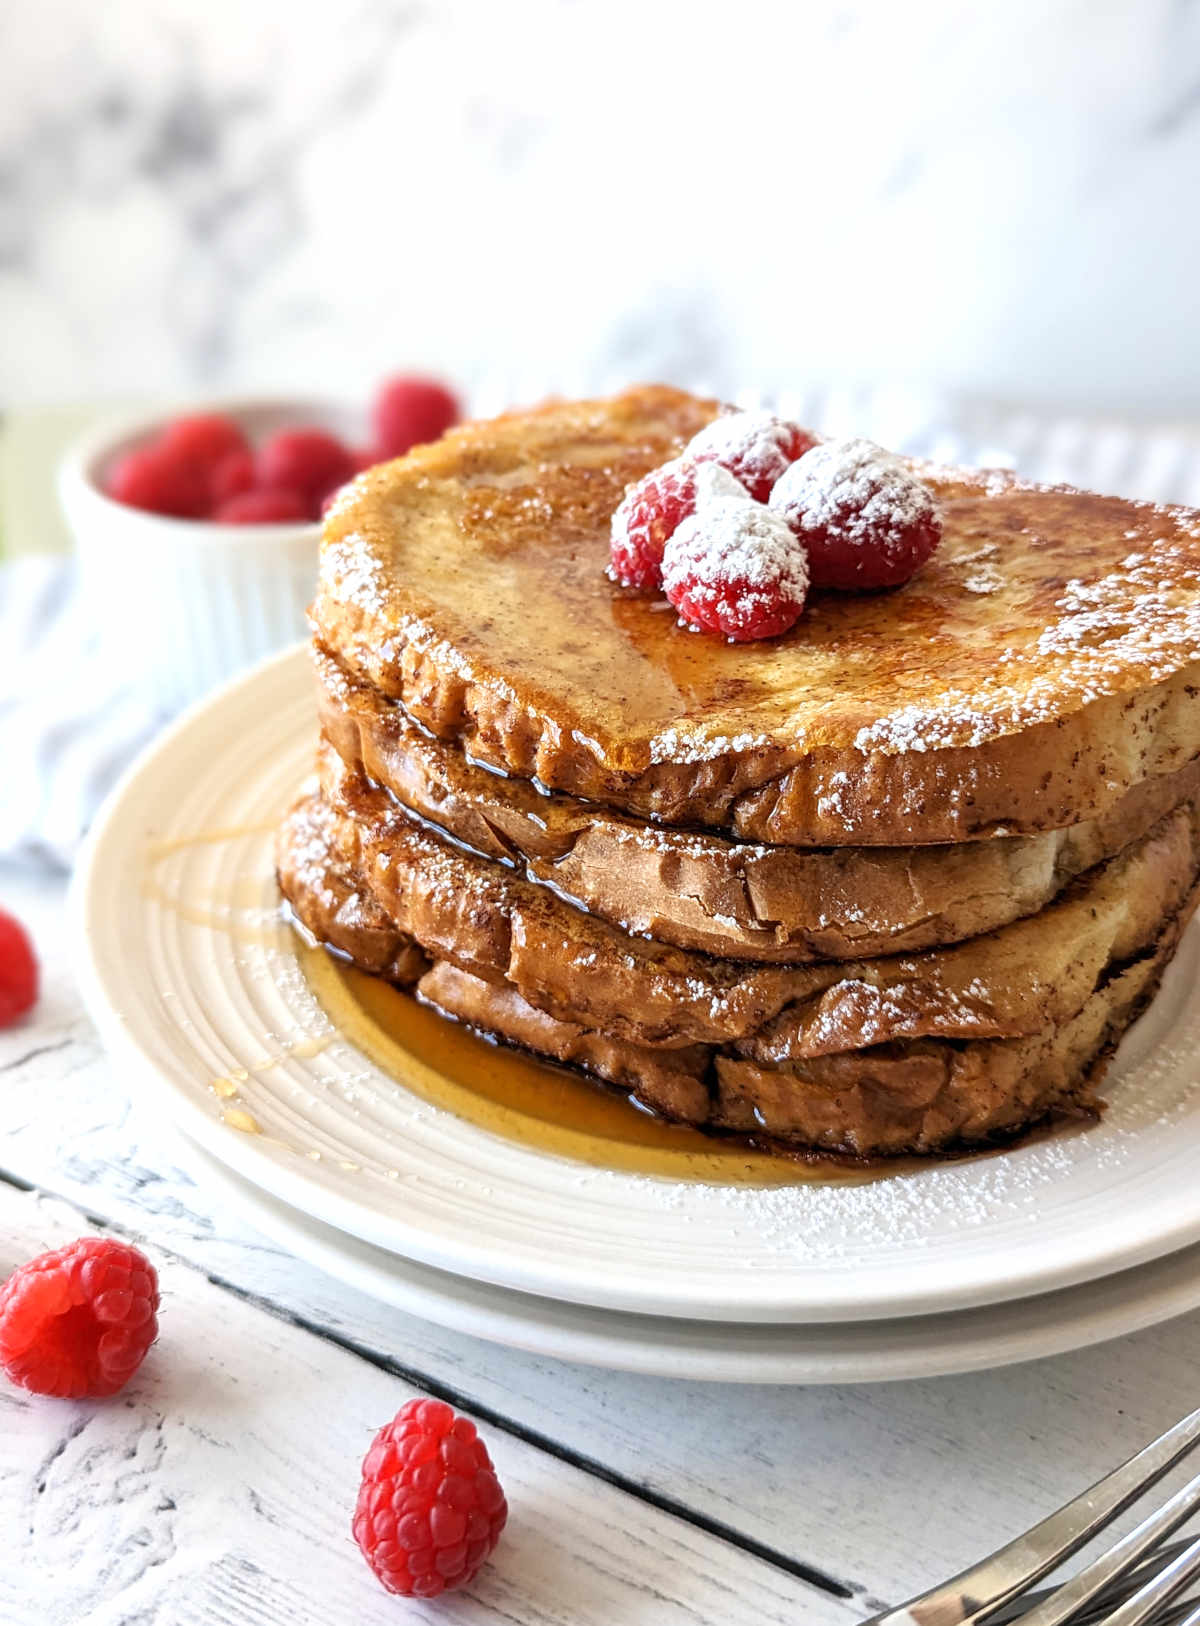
[3,0,1200,418]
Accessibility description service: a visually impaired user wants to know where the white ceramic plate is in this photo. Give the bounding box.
[74,644,1200,1325]
[175,1128,1200,1383]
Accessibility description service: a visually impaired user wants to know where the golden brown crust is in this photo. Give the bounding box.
[416,961,712,1126]
[278,777,1200,1155]
[312,385,1200,845]
[317,641,1200,963]
[274,794,429,985]
[709,912,1191,1154]
[387,905,1194,1157]
[286,749,1200,1059]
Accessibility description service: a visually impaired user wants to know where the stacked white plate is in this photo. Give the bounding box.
[74,646,1200,1383]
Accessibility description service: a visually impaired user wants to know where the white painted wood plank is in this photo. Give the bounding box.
[0,1183,853,1626]
[6,869,1200,1610]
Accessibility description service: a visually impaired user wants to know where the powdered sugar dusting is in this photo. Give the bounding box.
[322,531,391,615]
[649,727,777,765]
[662,498,809,605]
[770,438,940,566]
[954,540,1005,595]
[855,539,1200,754]
[816,769,859,830]
[854,702,1008,754]
[691,461,749,507]
[1037,547,1200,669]
[685,410,805,496]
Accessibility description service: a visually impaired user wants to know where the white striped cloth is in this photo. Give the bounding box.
[5,397,1200,872]
[1,557,167,870]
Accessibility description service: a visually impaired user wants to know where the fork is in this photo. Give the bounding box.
[863,1406,1200,1624]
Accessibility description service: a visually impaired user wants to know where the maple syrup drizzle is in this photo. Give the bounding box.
[137,820,893,1184]
[222,1107,262,1135]
[145,820,280,860]
[296,938,881,1187]
[211,1035,335,1099]
[143,819,289,945]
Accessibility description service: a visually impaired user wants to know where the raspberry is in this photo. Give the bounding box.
[684,411,818,502]
[158,413,250,473]
[0,1238,159,1398]
[609,458,745,589]
[214,487,309,524]
[354,1397,507,1598]
[0,909,37,1027]
[105,444,209,518]
[256,429,355,518]
[372,376,461,459]
[663,494,809,641]
[210,448,255,507]
[769,438,942,590]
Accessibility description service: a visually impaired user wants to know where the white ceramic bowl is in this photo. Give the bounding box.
[58,397,361,714]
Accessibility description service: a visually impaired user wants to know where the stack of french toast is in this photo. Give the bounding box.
[278,385,1200,1159]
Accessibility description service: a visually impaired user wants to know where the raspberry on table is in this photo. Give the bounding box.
[372,376,462,460]
[609,458,745,589]
[0,1237,159,1398]
[214,487,310,525]
[0,908,37,1028]
[769,438,943,590]
[354,1397,508,1598]
[105,444,210,519]
[684,410,818,502]
[256,429,355,518]
[662,493,810,641]
[158,413,250,474]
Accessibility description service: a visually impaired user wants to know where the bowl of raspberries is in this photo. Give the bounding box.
[59,376,461,711]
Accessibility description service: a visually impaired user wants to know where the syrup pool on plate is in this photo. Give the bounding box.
[295,937,888,1188]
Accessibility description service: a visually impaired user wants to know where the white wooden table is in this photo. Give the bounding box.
[4,863,1199,1626]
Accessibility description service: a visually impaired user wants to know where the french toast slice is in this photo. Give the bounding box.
[278,803,1198,1156]
[275,778,429,986]
[420,917,1193,1156]
[313,385,1200,846]
[279,751,1200,1057]
[317,641,1200,963]
[709,907,1195,1155]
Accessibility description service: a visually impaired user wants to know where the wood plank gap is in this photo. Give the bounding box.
[209,1271,861,1601]
[0,1162,863,1606]
[0,1036,73,1075]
